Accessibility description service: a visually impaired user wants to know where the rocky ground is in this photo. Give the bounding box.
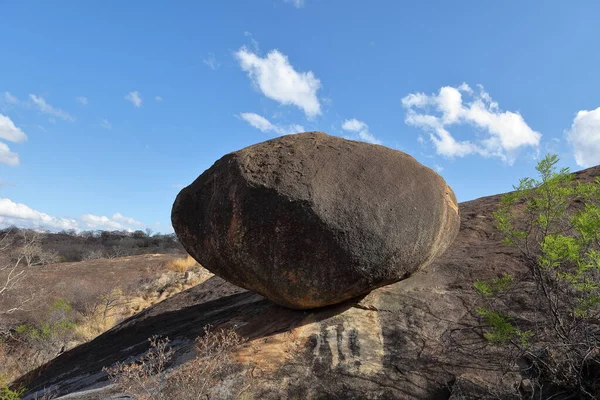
[13,165,600,400]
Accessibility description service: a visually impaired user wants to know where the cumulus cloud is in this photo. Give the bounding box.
[402,83,541,164]
[155,96,163,102]
[0,115,27,143]
[80,212,146,231]
[112,212,143,227]
[125,91,143,108]
[235,47,321,118]
[0,115,27,166]
[0,199,149,232]
[29,94,74,122]
[203,53,219,70]
[0,198,79,230]
[0,143,20,166]
[341,118,381,145]
[76,96,88,106]
[80,214,124,231]
[239,112,304,136]
[567,106,600,168]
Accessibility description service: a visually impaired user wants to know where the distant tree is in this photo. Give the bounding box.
[0,232,34,331]
[79,230,96,239]
[100,230,112,243]
[99,288,125,324]
[132,230,147,239]
[17,229,59,267]
[82,249,104,261]
[106,241,129,259]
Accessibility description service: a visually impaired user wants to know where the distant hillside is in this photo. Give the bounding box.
[0,227,185,264]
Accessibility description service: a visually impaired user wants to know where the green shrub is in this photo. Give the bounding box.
[474,154,600,398]
[0,379,24,400]
[15,299,77,342]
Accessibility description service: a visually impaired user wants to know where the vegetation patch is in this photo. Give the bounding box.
[473,154,600,398]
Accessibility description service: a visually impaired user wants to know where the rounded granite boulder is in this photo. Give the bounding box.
[172,132,459,309]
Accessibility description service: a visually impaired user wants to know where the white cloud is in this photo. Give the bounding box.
[0,199,148,232]
[0,115,28,143]
[284,0,305,7]
[80,212,145,231]
[401,83,541,164]
[101,119,112,129]
[342,118,382,145]
[76,96,88,106]
[155,96,163,102]
[29,94,75,122]
[203,53,219,70]
[125,91,143,108]
[112,212,143,227]
[0,198,79,231]
[0,115,27,166]
[80,214,124,231]
[239,112,304,136]
[172,183,185,189]
[0,143,19,166]
[3,92,18,104]
[235,47,321,118]
[567,106,600,168]
[240,113,272,131]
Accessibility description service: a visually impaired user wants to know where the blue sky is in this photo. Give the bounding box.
[1,1,600,233]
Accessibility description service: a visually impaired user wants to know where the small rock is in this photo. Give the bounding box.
[521,378,534,393]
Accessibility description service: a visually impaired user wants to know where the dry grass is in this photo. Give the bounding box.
[75,267,212,342]
[1,254,213,386]
[165,255,198,273]
[74,310,120,342]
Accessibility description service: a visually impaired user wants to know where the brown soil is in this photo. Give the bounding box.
[1,254,180,324]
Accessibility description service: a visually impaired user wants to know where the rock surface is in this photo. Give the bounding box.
[172,132,460,309]
[17,165,600,400]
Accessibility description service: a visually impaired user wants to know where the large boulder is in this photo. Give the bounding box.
[171,132,460,309]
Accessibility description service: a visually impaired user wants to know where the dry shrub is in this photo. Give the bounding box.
[105,326,245,400]
[163,326,246,399]
[104,336,173,400]
[165,255,197,273]
[74,288,126,341]
[81,249,104,261]
[0,334,54,383]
